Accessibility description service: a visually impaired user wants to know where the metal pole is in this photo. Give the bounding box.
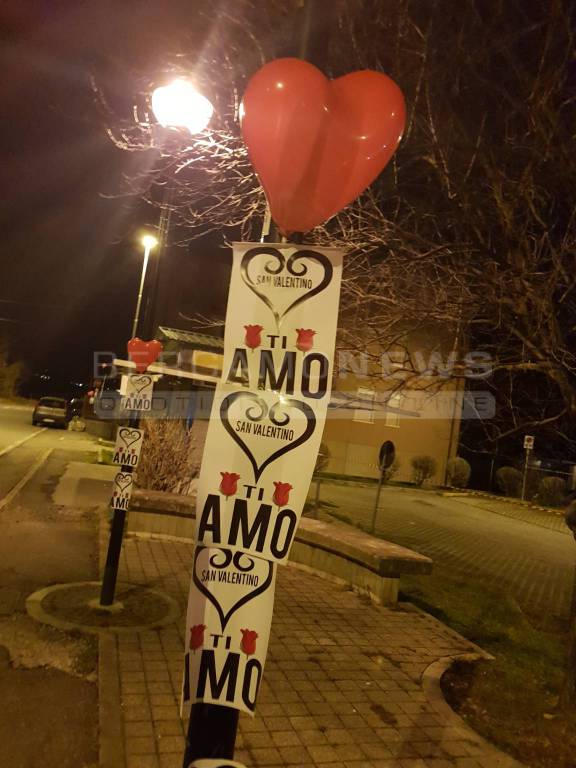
[313,476,322,518]
[99,414,139,606]
[371,467,385,535]
[132,243,152,339]
[100,508,127,606]
[183,704,239,767]
[521,447,531,501]
[147,191,173,338]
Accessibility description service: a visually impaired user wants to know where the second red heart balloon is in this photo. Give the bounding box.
[240,58,406,234]
[127,338,163,373]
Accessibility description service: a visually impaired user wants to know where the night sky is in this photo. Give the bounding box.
[0,1,231,389]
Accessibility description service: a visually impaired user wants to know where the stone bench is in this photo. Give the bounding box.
[126,489,433,605]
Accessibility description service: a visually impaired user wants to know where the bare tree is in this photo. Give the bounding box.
[95,0,576,444]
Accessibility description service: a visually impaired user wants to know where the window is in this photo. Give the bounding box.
[39,398,67,408]
[385,392,403,428]
[353,387,376,423]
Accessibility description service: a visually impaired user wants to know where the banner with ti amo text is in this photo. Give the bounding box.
[182,546,275,715]
[195,243,343,565]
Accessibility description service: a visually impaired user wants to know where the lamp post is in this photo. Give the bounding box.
[149,78,238,768]
[132,233,158,339]
[144,79,214,339]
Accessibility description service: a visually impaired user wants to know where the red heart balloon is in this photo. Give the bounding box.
[241,58,406,234]
[127,338,163,373]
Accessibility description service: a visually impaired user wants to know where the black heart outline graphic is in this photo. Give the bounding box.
[114,472,133,492]
[129,374,153,394]
[118,428,142,449]
[220,391,316,482]
[192,547,273,631]
[240,247,333,327]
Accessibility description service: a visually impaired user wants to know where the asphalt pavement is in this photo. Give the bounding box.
[319,480,576,621]
[0,399,42,453]
[0,402,101,768]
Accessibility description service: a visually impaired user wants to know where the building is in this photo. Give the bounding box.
[147,325,463,486]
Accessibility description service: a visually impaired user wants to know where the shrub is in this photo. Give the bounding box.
[411,455,437,486]
[538,476,567,507]
[446,457,471,488]
[495,466,522,497]
[136,419,199,494]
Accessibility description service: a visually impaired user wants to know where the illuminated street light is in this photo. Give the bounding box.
[151,78,214,134]
[141,233,159,250]
[131,234,158,339]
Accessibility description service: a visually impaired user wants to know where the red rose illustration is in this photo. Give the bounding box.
[244,324,264,349]
[189,624,206,652]
[220,472,240,498]
[240,629,258,656]
[296,328,316,352]
[273,481,293,507]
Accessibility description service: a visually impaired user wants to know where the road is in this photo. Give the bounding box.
[318,479,575,622]
[0,402,102,768]
[0,400,42,453]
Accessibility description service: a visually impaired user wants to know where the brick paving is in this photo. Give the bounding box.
[102,532,522,768]
[319,482,576,621]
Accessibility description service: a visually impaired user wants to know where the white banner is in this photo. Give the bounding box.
[195,243,343,564]
[110,471,134,510]
[121,373,154,412]
[185,243,343,716]
[182,547,275,716]
[112,426,144,467]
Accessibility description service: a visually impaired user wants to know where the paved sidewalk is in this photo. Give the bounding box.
[99,531,522,768]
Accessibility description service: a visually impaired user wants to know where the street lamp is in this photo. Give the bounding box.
[132,233,158,339]
[151,78,214,134]
[142,80,214,336]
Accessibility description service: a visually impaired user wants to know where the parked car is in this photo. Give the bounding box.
[32,397,68,428]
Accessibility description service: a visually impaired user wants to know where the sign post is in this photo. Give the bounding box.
[99,340,162,607]
[371,441,396,534]
[521,435,535,502]
[182,242,342,765]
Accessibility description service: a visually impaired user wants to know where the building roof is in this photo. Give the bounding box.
[157,326,224,351]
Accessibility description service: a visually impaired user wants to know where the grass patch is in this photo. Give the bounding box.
[401,568,574,767]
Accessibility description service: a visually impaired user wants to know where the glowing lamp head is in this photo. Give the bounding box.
[151,79,214,134]
[142,234,158,250]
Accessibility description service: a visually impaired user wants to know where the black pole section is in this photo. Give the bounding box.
[296,0,333,65]
[99,414,139,606]
[100,509,127,606]
[183,704,239,766]
[263,0,335,244]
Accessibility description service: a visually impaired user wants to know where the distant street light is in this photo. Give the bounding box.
[151,78,214,134]
[132,233,158,339]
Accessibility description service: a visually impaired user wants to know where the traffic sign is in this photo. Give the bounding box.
[524,435,535,450]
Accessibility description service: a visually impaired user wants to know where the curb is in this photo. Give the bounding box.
[398,601,494,661]
[0,429,46,459]
[422,655,528,768]
[442,488,564,517]
[99,633,125,768]
[0,448,52,510]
